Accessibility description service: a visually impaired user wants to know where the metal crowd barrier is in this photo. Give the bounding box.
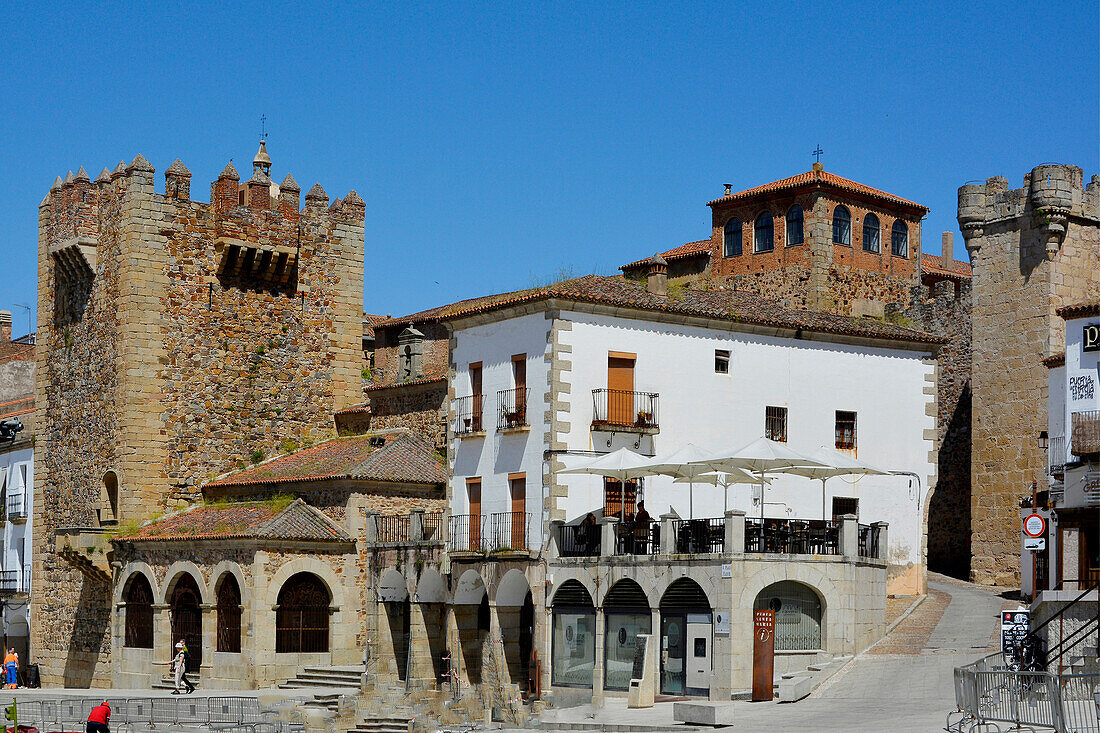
[949,652,1100,733]
[0,696,298,733]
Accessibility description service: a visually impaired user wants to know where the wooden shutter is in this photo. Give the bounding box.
[607,353,636,425]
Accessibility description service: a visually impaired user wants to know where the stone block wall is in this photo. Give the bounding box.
[33,154,366,686]
[959,165,1100,585]
[366,382,448,449]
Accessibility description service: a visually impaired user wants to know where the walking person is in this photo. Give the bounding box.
[86,700,110,733]
[172,640,195,694]
[3,648,17,689]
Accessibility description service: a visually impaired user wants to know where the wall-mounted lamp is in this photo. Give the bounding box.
[1038,431,1049,450]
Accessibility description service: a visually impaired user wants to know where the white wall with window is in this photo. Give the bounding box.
[0,442,32,659]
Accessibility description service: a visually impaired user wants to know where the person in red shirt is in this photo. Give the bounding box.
[86,701,110,733]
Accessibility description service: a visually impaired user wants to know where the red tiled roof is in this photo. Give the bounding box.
[0,398,33,420]
[622,240,712,270]
[707,169,927,212]
[206,430,447,488]
[363,313,387,339]
[379,274,944,345]
[921,254,972,280]
[364,375,447,393]
[1057,300,1100,319]
[116,499,353,543]
[1042,353,1066,368]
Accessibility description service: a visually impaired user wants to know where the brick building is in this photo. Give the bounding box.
[33,144,365,686]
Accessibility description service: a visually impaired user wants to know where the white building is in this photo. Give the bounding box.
[385,270,940,702]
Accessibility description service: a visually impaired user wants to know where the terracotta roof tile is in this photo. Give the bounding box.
[1057,300,1100,319]
[0,398,33,420]
[116,499,353,543]
[380,275,943,345]
[622,240,712,270]
[921,254,972,279]
[206,430,446,488]
[363,313,387,339]
[707,169,927,212]
[1043,353,1066,368]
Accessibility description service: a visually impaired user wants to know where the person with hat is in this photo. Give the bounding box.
[3,648,17,689]
[172,640,195,694]
[86,700,110,733]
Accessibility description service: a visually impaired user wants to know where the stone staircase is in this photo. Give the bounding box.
[347,717,412,733]
[279,665,363,691]
[731,653,853,702]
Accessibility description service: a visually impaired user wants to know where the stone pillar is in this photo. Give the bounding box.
[152,603,172,681]
[839,514,858,560]
[365,512,379,544]
[200,603,216,682]
[660,513,676,555]
[592,601,605,705]
[1062,528,1080,591]
[725,510,745,554]
[487,601,505,695]
[872,522,889,562]
[601,517,619,557]
[548,520,563,558]
[410,510,425,542]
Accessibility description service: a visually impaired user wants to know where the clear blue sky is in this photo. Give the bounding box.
[1,1,1096,331]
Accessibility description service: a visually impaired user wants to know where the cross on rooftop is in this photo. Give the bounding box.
[813,145,824,164]
[261,113,267,140]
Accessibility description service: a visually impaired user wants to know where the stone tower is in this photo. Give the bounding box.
[32,147,365,686]
[959,164,1100,585]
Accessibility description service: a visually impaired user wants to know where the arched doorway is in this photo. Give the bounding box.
[550,580,595,688]
[754,581,823,651]
[124,574,154,649]
[276,573,331,653]
[603,579,650,690]
[659,578,711,696]
[215,574,242,653]
[169,574,202,671]
[413,568,448,686]
[452,569,487,685]
[495,569,534,694]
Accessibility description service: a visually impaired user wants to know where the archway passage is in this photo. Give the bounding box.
[276,573,331,653]
[754,581,822,651]
[170,574,203,671]
[124,574,154,649]
[452,570,487,685]
[550,580,595,688]
[495,570,533,693]
[604,579,650,691]
[659,578,712,696]
[216,574,242,653]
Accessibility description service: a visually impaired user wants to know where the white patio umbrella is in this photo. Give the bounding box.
[674,471,773,513]
[637,443,758,519]
[776,446,892,521]
[689,437,829,525]
[558,447,654,521]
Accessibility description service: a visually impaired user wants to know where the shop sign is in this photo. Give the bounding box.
[1069,369,1098,409]
[1083,324,1100,352]
[714,611,729,635]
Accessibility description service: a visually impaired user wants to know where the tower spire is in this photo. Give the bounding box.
[253,136,272,177]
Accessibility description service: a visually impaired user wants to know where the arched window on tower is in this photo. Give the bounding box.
[832,206,851,245]
[786,205,804,246]
[891,220,909,257]
[723,218,742,257]
[862,213,881,253]
[754,212,774,253]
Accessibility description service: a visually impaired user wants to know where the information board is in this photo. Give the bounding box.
[752,609,775,702]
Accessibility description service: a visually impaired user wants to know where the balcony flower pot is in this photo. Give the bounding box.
[463,418,471,430]
[636,411,652,427]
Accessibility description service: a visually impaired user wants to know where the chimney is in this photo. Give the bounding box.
[0,311,10,342]
[942,232,954,265]
[647,254,668,297]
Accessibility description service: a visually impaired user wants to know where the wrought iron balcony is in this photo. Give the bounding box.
[449,512,531,553]
[0,566,30,595]
[449,513,485,552]
[497,388,530,430]
[454,394,485,436]
[556,522,601,557]
[6,492,26,524]
[591,389,659,432]
[1071,410,1100,456]
[1048,435,1066,475]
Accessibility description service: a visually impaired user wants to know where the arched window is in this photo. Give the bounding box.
[124,574,154,649]
[753,212,774,253]
[891,220,909,257]
[100,471,119,526]
[170,574,203,671]
[723,218,742,257]
[832,206,851,245]
[754,581,823,651]
[216,574,242,653]
[276,573,330,653]
[862,213,881,253]
[786,206,804,246]
[551,580,595,688]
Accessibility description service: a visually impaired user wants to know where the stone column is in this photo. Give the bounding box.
[152,603,172,682]
[660,513,676,555]
[871,522,889,562]
[548,520,564,558]
[200,602,216,683]
[725,510,745,554]
[601,517,619,557]
[487,601,506,695]
[365,512,379,544]
[592,601,605,705]
[839,514,858,560]
[410,510,425,542]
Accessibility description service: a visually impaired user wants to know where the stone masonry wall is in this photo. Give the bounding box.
[33,155,366,686]
[960,166,1100,585]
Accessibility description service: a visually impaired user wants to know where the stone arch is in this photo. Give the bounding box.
[452,568,487,605]
[276,572,332,654]
[213,564,245,654]
[115,562,159,606]
[659,576,714,612]
[753,580,824,651]
[210,560,247,604]
[493,569,530,607]
[413,566,447,604]
[736,564,837,614]
[548,574,596,607]
[264,556,346,611]
[161,561,211,605]
[600,574,657,609]
[379,568,409,603]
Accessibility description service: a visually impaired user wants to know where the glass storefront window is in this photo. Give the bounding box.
[605,613,651,690]
[551,610,595,687]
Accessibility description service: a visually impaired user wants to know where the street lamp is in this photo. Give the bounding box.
[1038,431,1049,450]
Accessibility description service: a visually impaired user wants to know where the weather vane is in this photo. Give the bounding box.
[813,145,823,165]
[261,113,267,140]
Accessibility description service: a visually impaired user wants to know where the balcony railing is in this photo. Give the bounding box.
[615,520,660,555]
[591,389,659,431]
[0,567,29,595]
[746,519,840,555]
[377,514,410,543]
[858,523,881,558]
[497,388,530,430]
[556,522,601,557]
[454,394,485,436]
[450,514,485,552]
[486,511,531,552]
[671,517,725,554]
[1048,435,1066,475]
[422,512,444,541]
[1071,410,1100,455]
[5,492,25,522]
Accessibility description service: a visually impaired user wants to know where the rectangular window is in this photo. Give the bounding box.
[604,478,637,519]
[832,497,859,520]
[835,410,857,451]
[552,610,596,687]
[469,362,483,432]
[765,406,787,443]
[714,349,730,374]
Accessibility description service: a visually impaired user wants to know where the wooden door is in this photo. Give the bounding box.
[467,478,482,550]
[510,474,526,549]
[470,363,483,431]
[512,354,527,421]
[607,353,635,426]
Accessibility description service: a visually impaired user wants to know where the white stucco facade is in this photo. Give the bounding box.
[0,443,32,655]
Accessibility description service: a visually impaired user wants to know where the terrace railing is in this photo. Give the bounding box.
[377,514,410,543]
[591,389,659,430]
[858,523,881,559]
[449,513,485,552]
[745,519,840,555]
[486,511,530,552]
[614,520,660,556]
[421,512,444,541]
[670,517,724,554]
[556,522,601,557]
